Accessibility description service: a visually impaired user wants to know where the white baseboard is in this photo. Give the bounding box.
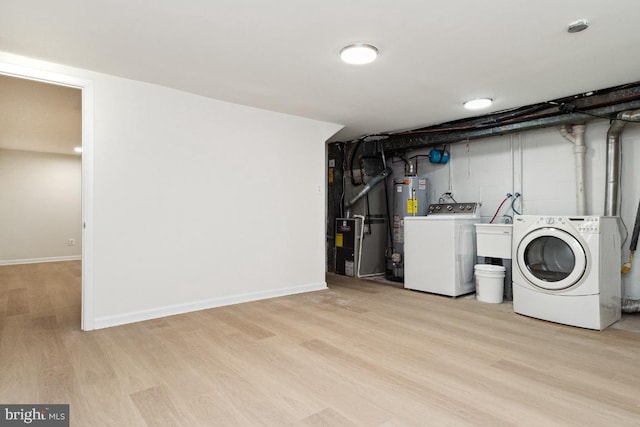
[0,255,81,266]
[94,281,328,330]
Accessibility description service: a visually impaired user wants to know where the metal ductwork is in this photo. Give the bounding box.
[345,167,392,216]
[622,298,640,313]
[605,110,640,216]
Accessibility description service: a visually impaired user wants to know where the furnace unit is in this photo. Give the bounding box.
[335,216,386,277]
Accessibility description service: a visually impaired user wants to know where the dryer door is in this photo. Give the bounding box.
[516,227,587,291]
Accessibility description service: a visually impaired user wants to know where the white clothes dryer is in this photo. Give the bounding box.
[512,215,621,330]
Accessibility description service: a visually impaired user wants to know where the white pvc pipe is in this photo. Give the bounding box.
[573,125,587,216]
[560,124,587,215]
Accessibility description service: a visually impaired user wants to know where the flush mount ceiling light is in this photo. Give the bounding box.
[463,98,493,110]
[340,44,378,65]
[74,146,83,153]
[567,19,589,33]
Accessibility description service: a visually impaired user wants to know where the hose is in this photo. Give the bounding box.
[622,197,640,273]
[629,198,640,251]
[489,194,512,224]
[511,193,522,215]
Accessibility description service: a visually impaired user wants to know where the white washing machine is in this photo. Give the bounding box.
[512,215,621,330]
[404,203,479,296]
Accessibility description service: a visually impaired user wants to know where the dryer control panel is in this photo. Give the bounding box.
[535,216,600,233]
[575,217,600,234]
[536,216,566,226]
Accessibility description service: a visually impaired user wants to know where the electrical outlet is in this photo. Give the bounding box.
[68,238,76,246]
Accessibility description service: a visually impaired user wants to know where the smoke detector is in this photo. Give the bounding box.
[568,19,589,33]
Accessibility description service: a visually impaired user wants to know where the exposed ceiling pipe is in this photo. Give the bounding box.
[560,124,587,215]
[374,82,640,152]
[605,110,640,216]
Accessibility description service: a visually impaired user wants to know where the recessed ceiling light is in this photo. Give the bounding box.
[74,146,83,153]
[340,44,378,65]
[464,98,493,110]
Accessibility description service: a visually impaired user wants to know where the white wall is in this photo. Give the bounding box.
[0,51,342,329]
[0,149,81,263]
[391,119,640,298]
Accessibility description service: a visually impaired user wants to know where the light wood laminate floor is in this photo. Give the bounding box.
[1,261,640,426]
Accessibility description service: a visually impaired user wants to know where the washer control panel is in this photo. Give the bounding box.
[427,203,479,215]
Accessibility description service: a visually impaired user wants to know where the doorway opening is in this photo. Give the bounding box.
[0,61,95,330]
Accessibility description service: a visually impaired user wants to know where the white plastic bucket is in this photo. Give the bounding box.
[474,264,505,303]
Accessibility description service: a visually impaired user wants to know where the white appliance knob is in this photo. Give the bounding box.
[546,217,554,225]
[447,205,453,211]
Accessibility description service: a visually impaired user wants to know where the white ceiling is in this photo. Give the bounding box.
[1,0,640,144]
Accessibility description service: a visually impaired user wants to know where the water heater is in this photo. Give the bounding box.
[391,176,428,280]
